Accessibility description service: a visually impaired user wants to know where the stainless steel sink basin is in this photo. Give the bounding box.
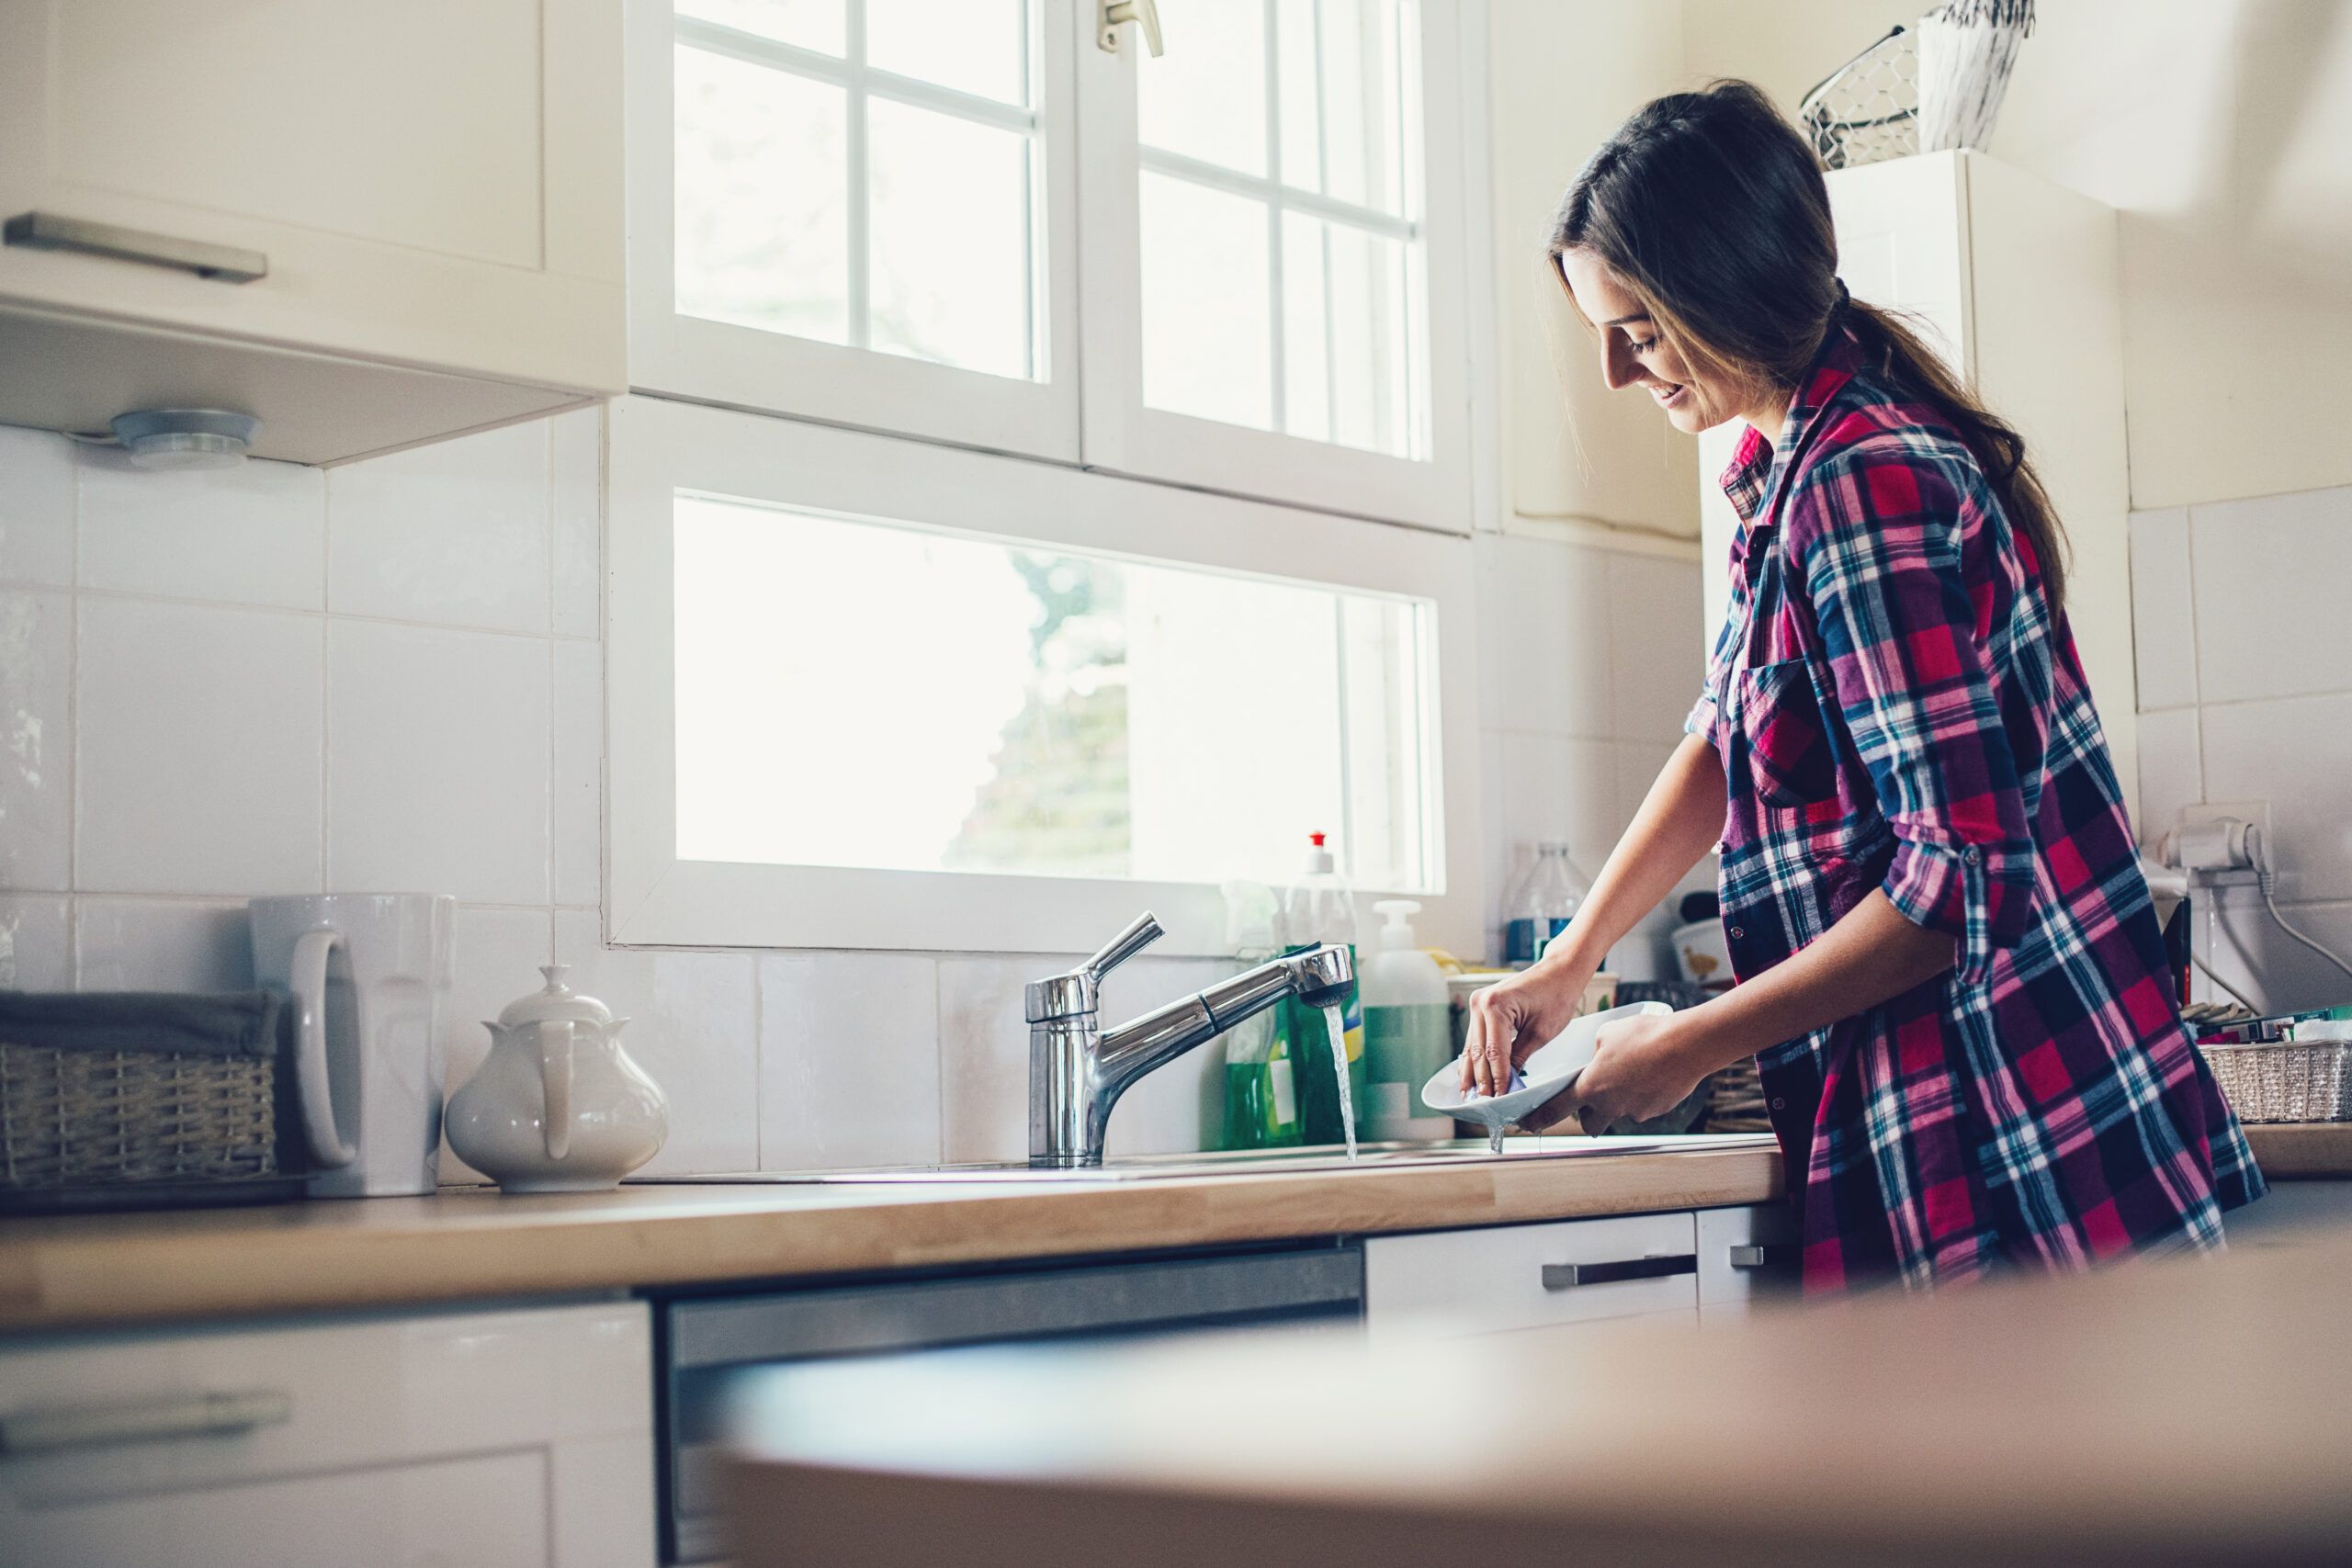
[628,1134,1775,1185]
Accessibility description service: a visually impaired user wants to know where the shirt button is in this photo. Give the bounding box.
[1728,926,1744,940]
[1962,846,1982,864]
[1770,1098,1786,1111]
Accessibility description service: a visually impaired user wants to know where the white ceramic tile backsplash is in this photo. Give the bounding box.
[327,619,549,904]
[2132,706,2200,846]
[0,588,73,891]
[77,596,323,896]
[0,406,1721,1177]
[553,908,758,1176]
[1474,532,1611,737]
[2129,485,2352,1014]
[550,639,602,908]
[327,420,552,635]
[1606,552,1705,743]
[74,897,254,992]
[2188,486,2352,705]
[549,407,601,639]
[759,953,942,1170]
[2199,694,2352,907]
[0,423,75,588]
[0,894,70,987]
[2125,507,2195,711]
[78,449,323,610]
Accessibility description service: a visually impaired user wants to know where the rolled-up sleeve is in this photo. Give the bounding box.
[1787,439,2035,984]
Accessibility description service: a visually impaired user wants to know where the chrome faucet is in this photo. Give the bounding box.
[1026,912,1355,1168]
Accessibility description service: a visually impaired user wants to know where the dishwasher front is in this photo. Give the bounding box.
[656,1242,1363,1564]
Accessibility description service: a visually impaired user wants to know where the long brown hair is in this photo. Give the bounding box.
[1547,79,2068,613]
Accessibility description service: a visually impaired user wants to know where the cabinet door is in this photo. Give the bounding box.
[0,1301,654,1568]
[1363,1212,1700,1338]
[0,0,623,396]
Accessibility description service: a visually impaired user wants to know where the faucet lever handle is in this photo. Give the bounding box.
[1085,910,1163,978]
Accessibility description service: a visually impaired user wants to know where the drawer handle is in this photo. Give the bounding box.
[0,1390,291,1456]
[4,211,268,284]
[1728,1244,1800,1271]
[1541,1254,1697,1290]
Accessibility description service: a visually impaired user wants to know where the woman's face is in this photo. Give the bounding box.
[1557,248,1767,436]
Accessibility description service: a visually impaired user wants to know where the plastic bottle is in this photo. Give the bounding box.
[1502,841,1589,966]
[1278,831,1364,1145]
[1215,880,1300,1149]
[1361,900,1454,1143]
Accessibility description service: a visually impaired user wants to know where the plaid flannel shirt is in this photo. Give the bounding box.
[1690,323,2264,1293]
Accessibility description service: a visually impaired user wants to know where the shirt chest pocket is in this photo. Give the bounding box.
[1732,657,1839,809]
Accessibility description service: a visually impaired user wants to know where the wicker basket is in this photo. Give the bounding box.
[2201,1041,2352,1124]
[0,994,284,1190]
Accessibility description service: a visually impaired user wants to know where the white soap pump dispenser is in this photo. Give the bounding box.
[1361,900,1453,1143]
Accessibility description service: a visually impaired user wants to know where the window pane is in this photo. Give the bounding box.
[1139,174,1271,431]
[1137,0,1266,175]
[673,496,1434,890]
[869,100,1035,379]
[867,0,1028,106]
[676,0,844,56]
[1276,0,1413,215]
[674,47,850,344]
[1282,212,1417,457]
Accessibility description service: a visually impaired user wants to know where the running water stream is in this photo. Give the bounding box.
[1321,1003,1358,1162]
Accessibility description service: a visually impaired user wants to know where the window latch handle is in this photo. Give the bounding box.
[1100,0,1164,57]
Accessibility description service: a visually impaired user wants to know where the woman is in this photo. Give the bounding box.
[1464,81,2263,1292]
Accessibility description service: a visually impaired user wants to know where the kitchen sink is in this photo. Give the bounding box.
[627,1134,1775,1185]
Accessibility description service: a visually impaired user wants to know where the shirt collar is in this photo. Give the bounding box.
[1717,323,1866,526]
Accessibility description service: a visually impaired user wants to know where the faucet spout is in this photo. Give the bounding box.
[1027,924,1354,1167]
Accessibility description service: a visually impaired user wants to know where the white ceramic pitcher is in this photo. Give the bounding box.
[446,966,668,1192]
[249,894,455,1198]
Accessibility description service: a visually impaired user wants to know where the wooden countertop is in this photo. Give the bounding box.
[0,1137,1781,1333]
[2240,1121,2352,1178]
[721,1235,2352,1568]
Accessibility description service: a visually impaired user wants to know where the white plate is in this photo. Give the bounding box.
[1419,1001,1674,1138]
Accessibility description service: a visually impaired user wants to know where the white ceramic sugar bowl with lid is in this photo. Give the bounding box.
[446,965,669,1191]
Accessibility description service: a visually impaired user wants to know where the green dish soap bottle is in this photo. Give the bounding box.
[1216,881,1301,1150]
[1362,899,1454,1143]
[1281,832,1363,1147]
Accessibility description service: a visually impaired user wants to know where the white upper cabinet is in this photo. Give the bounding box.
[1694,150,2135,812]
[0,0,627,464]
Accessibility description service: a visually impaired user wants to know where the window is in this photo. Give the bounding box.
[628,0,1473,528]
[628,0,1082,457]
[607,395,1481,956]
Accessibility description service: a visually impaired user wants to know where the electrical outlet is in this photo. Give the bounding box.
[2172,801,2272,879]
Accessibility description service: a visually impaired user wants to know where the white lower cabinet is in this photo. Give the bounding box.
[1697,1202,1803,1321]
[1363,1211,1702,1340]
[0,1300,653,1568]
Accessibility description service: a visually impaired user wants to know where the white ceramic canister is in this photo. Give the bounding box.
[447,965,669,1192]
[249,893,456,1198]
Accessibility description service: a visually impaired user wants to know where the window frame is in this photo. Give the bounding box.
[605,392,1485,958]
[625,0,1085,461]
[1074,0,1474,533]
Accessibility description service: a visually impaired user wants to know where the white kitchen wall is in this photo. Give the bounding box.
[2129,483,2352,1013]
[1474,529,1711,974]
[0,410,1702,1177]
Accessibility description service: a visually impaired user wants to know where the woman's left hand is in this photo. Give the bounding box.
[1525,1010,1711,1134]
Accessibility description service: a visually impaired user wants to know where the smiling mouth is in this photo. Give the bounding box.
[1651,383,1687,408]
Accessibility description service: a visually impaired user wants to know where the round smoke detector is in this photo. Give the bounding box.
[108,409,263,470]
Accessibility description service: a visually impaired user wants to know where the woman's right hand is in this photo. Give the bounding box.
[1459,958,1598,1099]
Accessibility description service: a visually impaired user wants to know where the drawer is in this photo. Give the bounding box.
[1363,1212,1700,1337]
[0,1302,652,1568]
[1696,1202,1803,1318]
